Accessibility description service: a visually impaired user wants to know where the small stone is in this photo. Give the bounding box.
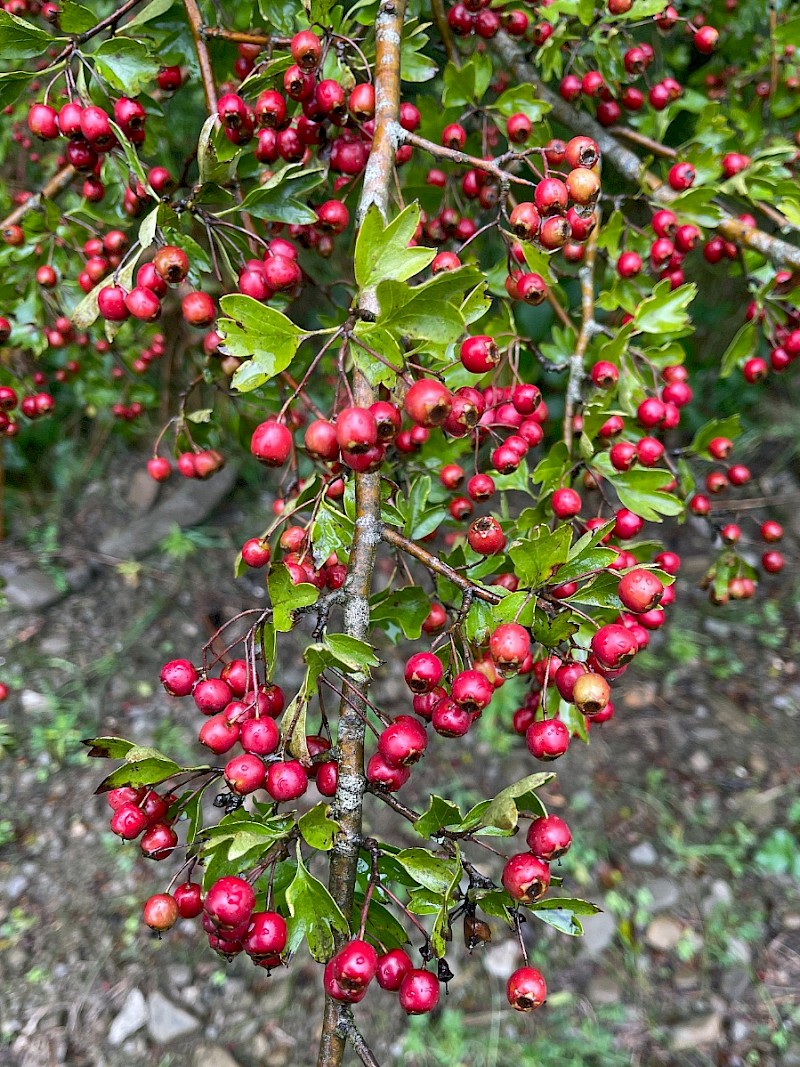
[587,975,622,1005]
[482,937,519,979]
[580,909,616,958]
[629,841,658,867]
[108,989,148,1047]
[193,1045,242,1067]
[645,915,684,952]
[701,879,732,917]
[20,690,49,714]
[643,877,680,911]
[670,1012,722,1051]
[127,468,162,514]
[689,751,711,774]
[731,1019,750,1043]
[146,991,199,1044]
[2,875,29,901]
[726,937,752,966]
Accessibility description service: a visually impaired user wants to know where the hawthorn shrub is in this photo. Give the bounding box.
[0,0,798,1063]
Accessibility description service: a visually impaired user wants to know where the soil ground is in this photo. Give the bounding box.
[1,450,799,1067]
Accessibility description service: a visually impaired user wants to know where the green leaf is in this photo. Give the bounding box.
[483,773,553,831]
[217,295,305,392]
[322,633,380,673]
[633,280,697,334]
[351,322,404,387]
[236,165,325,225]
[401,20,437,82]
[493,84,551,124]
[93,37,159,94]
[0,69,34,109]
[267,563,319,632]
[463,598,495,644]
[414,795,464,839]
[306,0,333,22]
[96,757,181,793]
[82,736,136,759]
[369,585,431,641]
[285,847,349,961]
[257,0,298,35]
[355,203,435,290]
[592,456,683,522]
[509,524,572,587]
[395,849,461,895]
[690,414,743,457]
[719,322,756,378]
[127,0,175,25]
[59,0,96,33]
[441,54,492,107]
[197,116,242,187]
[377,279,464,344]
[298,803,339,851]
[0,10,55,60]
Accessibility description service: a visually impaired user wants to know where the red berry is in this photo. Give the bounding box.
[502,852,551,903]
[398,970,440,1015]
[507,966,547,1012]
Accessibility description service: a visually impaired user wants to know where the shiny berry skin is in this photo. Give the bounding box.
[762,550,785,573]
[694,25,719,53]
[467,515,506,555]
[489,623,530,673]
[451,669,494,713]
[668,162,695,191]
[460,335,499,374]
[160,658,198,696]
[527,814,572,861]
[182,291,216,327]
[333,939,378,990]
[502,852,551,903]
[144,893,179,931]
[28,103,59,140]
[140,822,178,860]
[366,752,410,791]
[617,251,642,278]
[376,948,413,991]
[241,537,271,568]
[591,623,638,669]
[204,876,255,929]
[526,718,570,760]
[225,753,267,794]
[618,569,665,613]
[404,652,443,694]
[336,406,378,453]
[291,29,322,70]
[266,760,308,801]
[240,712,279,755]
[173,882,203,919]
[378,715,428,767]
[398,970,440,1015]
[551,487,581,519]
[572,672,611,716]
[251,420,292,466]
[110,802,149,840]
[507,967,547,1012]
[157,66,183,91]
[760,520,783,543]
[404,379,452,427]
[243,911,288,958]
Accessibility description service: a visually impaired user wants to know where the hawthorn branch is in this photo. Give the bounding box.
[394,127,538,189]
[380,525,503,605]
[183,0,218,113]
[491,32,800,273]
[563,219,599,452]
[0,166,76,232]
[202,27,290,47]
[317,3,407,1066]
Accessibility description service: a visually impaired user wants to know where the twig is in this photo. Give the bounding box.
[183,0,218,113]
[339,1010,381,1067]
[0,166,76,232]
[380,525,503,605]
[563,218,599,452]
[430,0,460,67]
[394,127,538,189]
